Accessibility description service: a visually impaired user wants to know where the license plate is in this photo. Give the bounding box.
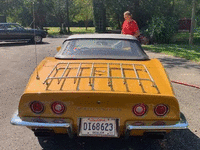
[79,117,119,137]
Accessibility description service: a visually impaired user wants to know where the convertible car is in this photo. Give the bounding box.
[11,34,188,139]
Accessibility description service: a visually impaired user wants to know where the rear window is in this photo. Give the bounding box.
[56,39,149,60]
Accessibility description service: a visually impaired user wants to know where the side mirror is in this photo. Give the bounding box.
[56,46,61,52]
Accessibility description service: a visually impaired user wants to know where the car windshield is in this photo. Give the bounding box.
[6,24,24,30]
[56,39,149,60]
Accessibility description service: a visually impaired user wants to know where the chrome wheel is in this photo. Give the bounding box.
[34,35,42,43]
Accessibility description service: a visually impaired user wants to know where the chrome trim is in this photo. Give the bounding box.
[10,111,74,138]
[43,62,159,93]
[125,112,188,139]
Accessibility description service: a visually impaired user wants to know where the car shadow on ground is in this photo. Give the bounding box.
[145,50,200,70]
[159,57,200,70]
[38,129,199,150]
[0,42,50,47]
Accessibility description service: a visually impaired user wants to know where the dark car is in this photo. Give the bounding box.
[0,23,47,43]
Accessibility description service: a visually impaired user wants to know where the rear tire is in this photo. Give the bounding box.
[30,35,43,44]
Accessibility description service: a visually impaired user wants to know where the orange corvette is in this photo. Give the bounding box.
[11,34,188,139]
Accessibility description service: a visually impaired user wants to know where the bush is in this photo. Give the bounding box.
[144,15,179,44]
[107,18,121,30]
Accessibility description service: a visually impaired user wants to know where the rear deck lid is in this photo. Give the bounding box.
[42,61,161,94]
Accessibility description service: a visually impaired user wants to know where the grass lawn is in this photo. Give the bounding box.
[46,27,95,36]
[142,44,200,62]
[142,28,200,62]
[70,27,95,34]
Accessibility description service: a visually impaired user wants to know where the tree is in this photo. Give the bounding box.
[46,0,72,33]
[105,0,132,29]
[93,0,107,32]
[73,0,93,30]
[34,0,49,29]
[0,0,24,22]
[189,0,197,45]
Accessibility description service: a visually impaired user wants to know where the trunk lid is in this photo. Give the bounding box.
[25,58,173,95]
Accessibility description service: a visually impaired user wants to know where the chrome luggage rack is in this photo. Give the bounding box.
[43,62,160,93]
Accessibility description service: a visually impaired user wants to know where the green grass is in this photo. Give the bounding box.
[44,27,60,35]
[46,27,95,36]
[171,32,200,45]
[142,44,200,62]
[142,27,200,62]
[70,27,95,34]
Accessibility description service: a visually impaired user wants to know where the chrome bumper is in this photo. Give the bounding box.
[10,111,73,138]
[11,111,188,139]
[125,112,188,139]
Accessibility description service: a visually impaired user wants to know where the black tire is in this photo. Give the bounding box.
[30,35,43,44]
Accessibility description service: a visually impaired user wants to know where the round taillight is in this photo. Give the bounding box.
[51,102,65,114]
[132,103,147,116]
[30,101,44,114]
[154,104,168,116]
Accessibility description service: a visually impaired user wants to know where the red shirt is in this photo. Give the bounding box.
[122,20,139,35]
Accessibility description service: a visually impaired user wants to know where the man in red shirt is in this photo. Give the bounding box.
[121,11,140,38]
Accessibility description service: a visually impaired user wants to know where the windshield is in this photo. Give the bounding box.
[56,39,149,60]
[5,24,24,30]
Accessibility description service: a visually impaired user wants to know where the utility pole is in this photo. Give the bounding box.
[189,0,196,45]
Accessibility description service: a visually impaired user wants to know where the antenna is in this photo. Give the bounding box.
[33,2,40,80]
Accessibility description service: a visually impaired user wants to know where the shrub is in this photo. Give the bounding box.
[144,15,179,44]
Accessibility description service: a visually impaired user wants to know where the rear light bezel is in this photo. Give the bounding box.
[132,103,148,116]
[154,104,169,116]
[30,101,44,114]
[51,101,66,114]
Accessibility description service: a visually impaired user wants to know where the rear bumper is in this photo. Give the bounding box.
[11,111,188,138]
[125,112,188,138]
[127,113,188,130]
[10,111,73,138]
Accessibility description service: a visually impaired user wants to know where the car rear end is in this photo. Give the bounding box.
[11,58,188,138]
[15,92,185,138]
